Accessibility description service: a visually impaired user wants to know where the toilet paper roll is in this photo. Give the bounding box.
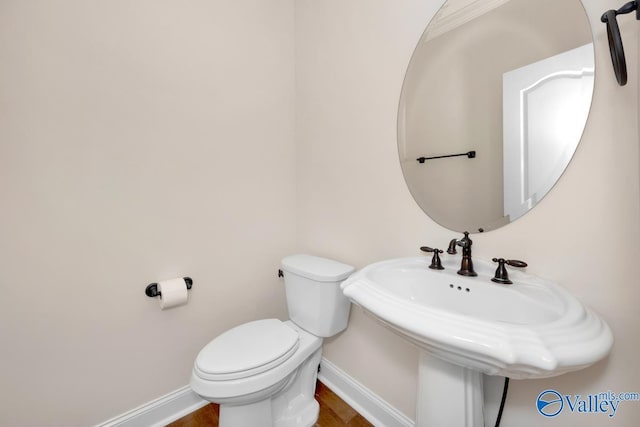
[157,278,189,310]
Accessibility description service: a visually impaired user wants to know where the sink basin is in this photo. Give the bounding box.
[341,257,612,379]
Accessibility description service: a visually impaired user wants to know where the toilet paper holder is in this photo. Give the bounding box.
[145,277,193,298]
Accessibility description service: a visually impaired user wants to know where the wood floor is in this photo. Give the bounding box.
[167,381,372,427]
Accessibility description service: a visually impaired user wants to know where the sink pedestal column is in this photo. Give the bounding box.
[416,350,484,427]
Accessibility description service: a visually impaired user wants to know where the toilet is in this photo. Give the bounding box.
[190,254,355,427]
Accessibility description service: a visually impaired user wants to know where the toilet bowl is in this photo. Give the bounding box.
[190,255,354,427]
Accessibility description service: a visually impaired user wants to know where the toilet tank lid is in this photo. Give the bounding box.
[281,254,354,282]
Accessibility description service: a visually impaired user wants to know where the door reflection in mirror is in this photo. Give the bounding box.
[503,44,594,222]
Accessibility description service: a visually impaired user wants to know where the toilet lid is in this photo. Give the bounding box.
[195,319,299,380]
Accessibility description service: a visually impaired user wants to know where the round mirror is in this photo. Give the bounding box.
[398,0,594,233]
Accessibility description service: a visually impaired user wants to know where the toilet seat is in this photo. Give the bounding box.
[194,319,299,381]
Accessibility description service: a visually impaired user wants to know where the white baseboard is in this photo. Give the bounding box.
[94,385,208,427]
[318,358,415,427]
[96,358,413,427]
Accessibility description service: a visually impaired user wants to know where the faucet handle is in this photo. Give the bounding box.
[456,231,472,249]
[491,258,528,284]
[420,246,444,270]
[505,259,527,268]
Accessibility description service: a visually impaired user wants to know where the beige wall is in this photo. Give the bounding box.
[0,1,295,425]
[296,0,640,425]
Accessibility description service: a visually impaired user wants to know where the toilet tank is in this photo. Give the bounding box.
[281,255,355,337]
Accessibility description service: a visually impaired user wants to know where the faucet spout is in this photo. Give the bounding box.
[446,238,458,254]
[456,231,477,277]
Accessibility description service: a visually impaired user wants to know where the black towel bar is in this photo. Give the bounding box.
[417,150,476,164]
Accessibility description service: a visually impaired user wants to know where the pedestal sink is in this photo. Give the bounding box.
[340,257,613,426]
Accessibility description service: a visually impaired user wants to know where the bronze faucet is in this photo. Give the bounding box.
[455,231,477,276]
[447,238,458,254]
[420,246,444,270]
[491,258,528,284]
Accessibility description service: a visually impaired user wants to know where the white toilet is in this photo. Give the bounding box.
[190,254,355,427]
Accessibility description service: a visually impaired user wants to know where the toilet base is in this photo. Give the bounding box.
[219,399,273,426]
[218,347,322,427]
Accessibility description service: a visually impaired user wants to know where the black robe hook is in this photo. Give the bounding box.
[601,1,639,86]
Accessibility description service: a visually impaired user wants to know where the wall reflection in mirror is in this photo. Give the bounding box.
[397,0,594,233]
